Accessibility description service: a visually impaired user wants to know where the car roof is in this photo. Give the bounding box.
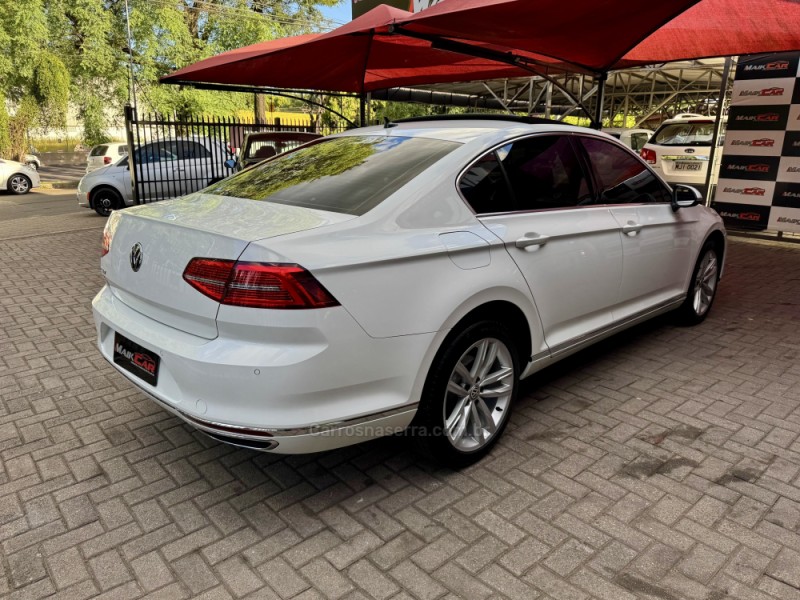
[336,117,603,144]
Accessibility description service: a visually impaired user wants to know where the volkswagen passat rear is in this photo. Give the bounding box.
[94,118,726,465]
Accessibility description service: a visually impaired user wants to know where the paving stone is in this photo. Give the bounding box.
[5,226,800,600]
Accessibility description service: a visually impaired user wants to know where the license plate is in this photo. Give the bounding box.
[113,332,160,386]
[674,162,701,171]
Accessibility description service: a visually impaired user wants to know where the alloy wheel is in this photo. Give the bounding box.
[10,175,30,194]
[443,337,514,452]
[692,249,718,317]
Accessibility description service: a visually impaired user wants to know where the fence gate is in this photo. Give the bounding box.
[123,106,341,205]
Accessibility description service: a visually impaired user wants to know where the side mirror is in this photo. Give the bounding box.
[224,158,236,170]
[671,184,702,211]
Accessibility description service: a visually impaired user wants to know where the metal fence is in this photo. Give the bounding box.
[123,107,348,204]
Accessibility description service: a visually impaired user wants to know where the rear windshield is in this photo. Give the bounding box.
[90,145,109,156]
[652,122,715,146]
[204,135,460,216]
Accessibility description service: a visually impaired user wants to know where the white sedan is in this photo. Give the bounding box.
[93,117,725,466]
[1,159,40,194]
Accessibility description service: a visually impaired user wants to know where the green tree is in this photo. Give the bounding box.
[0,0,341,151]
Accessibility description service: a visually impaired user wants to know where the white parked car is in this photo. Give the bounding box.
[24,154,42,171]
[93,117,726,465]
[602,128,654,152]
[78,138,233,216]
[640,114,723,197]
[86,142,129,174]
[1,159,41,195]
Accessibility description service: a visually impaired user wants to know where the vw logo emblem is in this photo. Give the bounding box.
[130,243,143,272]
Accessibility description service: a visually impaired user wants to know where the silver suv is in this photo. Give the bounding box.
[77,138,233,216]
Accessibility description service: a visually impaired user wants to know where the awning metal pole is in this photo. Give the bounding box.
[703,56,733,206]
[594,72,607,129]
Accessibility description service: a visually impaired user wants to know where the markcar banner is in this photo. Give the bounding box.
[714,52,800,232]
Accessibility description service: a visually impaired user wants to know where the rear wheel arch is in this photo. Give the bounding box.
[449,301,533,368]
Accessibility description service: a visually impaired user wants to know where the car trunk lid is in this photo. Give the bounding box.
[102,193,354,339]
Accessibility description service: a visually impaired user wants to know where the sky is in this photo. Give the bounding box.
[319,0,352,27]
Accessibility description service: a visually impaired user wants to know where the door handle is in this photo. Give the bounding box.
[515,234,550,249]
[622,221,642,236]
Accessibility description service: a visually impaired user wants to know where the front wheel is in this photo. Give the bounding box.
[676,241,720,325]
[411,321,519,467]
[8,174,32,195]
[92,188,122,217]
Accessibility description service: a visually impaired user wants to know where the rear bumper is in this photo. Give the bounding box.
[92,284,431,453]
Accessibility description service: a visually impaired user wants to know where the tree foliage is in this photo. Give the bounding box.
[0,0,341,149]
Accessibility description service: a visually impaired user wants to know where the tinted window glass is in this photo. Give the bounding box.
[499,135,591,210]
[459,151,514,214]
[629,133,649,152]
[175,141,211,160]
[135,143,177,164]
[118,145,129,155]
[653,121,714,146]
[579,137,671,204]
[91,145,108,157]
[204,136,459,216]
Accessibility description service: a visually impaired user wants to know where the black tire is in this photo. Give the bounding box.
[7,174,32,195]
[675,241,720,325]
[92,187,123,217]
[411,320,519,467]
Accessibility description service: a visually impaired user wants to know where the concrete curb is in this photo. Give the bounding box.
[39,180,79,190]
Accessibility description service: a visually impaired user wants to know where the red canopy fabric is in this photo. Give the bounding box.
[398,0,800,72]
[161,5,540,93]
[163,0,800,93]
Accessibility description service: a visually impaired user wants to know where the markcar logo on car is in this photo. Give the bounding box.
[115,344,157,376]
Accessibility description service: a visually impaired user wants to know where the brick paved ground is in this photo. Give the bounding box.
[1,219,800,599]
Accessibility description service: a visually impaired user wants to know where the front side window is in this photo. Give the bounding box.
[204,135,459,216]
[136,143,177,164]
[175,141,211,160]
[579,137,671,204]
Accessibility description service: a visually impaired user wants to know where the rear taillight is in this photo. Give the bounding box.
[104,156,112,164]
[101,211,121,257]
[640,148,657,164]
[183,258,339,309]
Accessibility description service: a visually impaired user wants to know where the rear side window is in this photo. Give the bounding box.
[578,137,671,204]
[118,145,128,155]
[91,145,109,157]
[459,135,591,213]
[501,135,591,211]
[204,136,459,216]
[459,152,515,213]
[653,121,714,146]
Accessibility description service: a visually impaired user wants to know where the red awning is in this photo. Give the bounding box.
[163,1,800,94]
[397,0,800,72]
[161,5,543,93]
